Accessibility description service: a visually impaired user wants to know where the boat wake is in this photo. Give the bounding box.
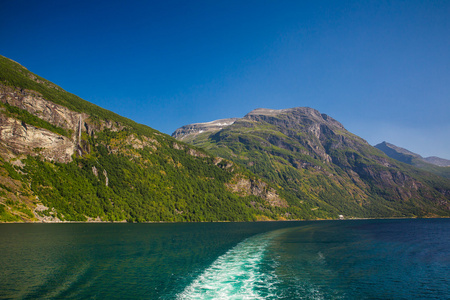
[177,231,281,300]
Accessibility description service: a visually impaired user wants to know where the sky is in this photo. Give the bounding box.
[1,0,449,159]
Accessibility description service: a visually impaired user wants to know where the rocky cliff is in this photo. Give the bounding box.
[1,85,81,163]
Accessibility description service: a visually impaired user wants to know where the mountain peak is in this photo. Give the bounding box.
[245,107,319,117]
[245,107,291,116]
[375,141,422,159]
[244,107,345,130]
[172,107,347,141]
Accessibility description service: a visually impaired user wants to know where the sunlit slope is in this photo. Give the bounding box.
[0,55,297,222]
[174,107,450,218]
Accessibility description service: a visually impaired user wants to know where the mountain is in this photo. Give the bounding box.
[2,54,449,222]
[173,107,450,218]
[375,142,450,178]
[374,141,422,165]
[425,156,450,167]
[0,55,292,222]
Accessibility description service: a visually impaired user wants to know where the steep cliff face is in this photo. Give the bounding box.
[173,107,450,218]
[0,85,77,162]
[0,84,126,163]
[1,85,83,132]
[0,115,75,163]
[0,55,286,222]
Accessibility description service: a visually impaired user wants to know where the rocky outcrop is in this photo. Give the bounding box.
[103,169,109,187]
[226,174,288,207]
[213,157,234,170]
[0,115,75,163]
[33,204,62,223]
[187,148,208,158]
[0,84,126,163]
[0,85,86,132]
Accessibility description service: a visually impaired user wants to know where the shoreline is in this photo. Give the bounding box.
[1,216,449,224]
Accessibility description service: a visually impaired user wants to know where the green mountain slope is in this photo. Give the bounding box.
[0,55,292,222]
[173,108,450,218]
[375,141,450,179]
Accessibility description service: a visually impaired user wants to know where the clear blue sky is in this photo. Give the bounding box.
[1,0,449,158]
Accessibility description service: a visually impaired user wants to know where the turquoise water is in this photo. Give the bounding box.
[0,219,449,299]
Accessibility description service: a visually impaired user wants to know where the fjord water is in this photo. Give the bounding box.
[1,219,449,299]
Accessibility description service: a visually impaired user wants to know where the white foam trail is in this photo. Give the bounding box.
[177,232,279,300]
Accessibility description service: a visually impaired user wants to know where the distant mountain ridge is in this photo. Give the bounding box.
[424,156,450,167]
[173,107,450,218]
[375,142,450,178]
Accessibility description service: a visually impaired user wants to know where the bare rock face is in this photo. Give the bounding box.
[0,85,82,162]
[103,169,109,187]
[33,204,62,222]
[0,85,86,132]
[226,174,288,207]
[0,85,126,163]
[187,148,208,158]
[0,116,75,163]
